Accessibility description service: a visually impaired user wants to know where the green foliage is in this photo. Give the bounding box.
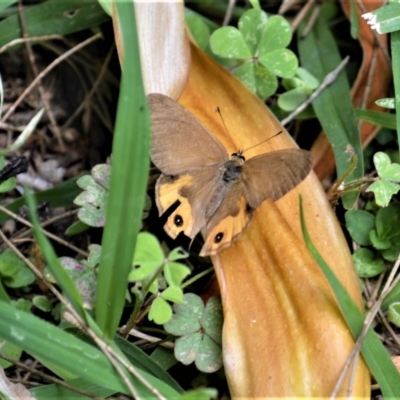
[376,98,395,109]
[209,9,298,99]
[74,164,110,227]
[362,3,400,34]
[367,152,400,206]
[298,7,363,209]
[346,203,400,272]
[387,302,400,327]
[53,245,100,309]
[279,67,319,111]
[352,248,385,278]
[130,232,190,325]
[0,249,35,288]
[164,294,223,373]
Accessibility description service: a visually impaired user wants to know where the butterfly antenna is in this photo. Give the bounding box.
[242,131,283,154]
[216,107,236,149]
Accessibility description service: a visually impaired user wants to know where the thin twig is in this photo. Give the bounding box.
[17,1,64,150]
[0,353,103,400]
[289,0,316,32]
[281,56,350,126]
[0,204,88,257]
[61,45,115,131]
[0,33,101,125]
[0,35,64,54]
[222,0,236,26]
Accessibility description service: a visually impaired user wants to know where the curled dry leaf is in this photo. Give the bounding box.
[312,0,391,180]
[132,1,370,397]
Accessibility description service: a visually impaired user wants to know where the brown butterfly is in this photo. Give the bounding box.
[149,93,312,256]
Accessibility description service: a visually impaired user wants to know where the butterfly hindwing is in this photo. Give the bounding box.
[200,183,253,256]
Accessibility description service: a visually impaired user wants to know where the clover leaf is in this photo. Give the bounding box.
[367,152,400,207]
[130,233,191,325]
[164,294,223,373]
[209,9,298,99]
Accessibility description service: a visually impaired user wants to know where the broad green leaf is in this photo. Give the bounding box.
[369,229,391,250]
[258,15,292,54]
[355,109,396,130]
[352,248,385,278]
[0,1,17,11]
[114,336,182,392]
[296,67,319,89]
[345,210,375,246]
[209,27,252,59]
[278,87,308,111]
[392,30,400,156]
[363,3,400,34]
[259,48,298,78]
[238,8,268,55]
[149,297,172,325]
[0,0,109,49]
[186,13,210,50]
[150,347,177,371]
[298,13,363,208]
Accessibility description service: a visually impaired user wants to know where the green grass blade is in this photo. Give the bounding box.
[0,1,17,12]
[95,2,150,338]
[0,302,180,398]
[391,30,400,156]
[355,109,396,130]
[26,191,87,321]
[0,176,81,223]
[115,336,183,393]
[30,378,116,399]
[298,13,363,209]
[299,197,400,397]
[0,0,109,49]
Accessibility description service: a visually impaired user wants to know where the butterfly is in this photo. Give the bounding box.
[148,93,313,256]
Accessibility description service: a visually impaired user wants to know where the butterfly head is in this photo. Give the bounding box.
[230,150,245,162]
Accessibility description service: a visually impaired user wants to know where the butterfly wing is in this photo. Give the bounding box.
[156,167,224,240]
[148,93,228,175]
[200,182,253,256]
[241,149,312,208]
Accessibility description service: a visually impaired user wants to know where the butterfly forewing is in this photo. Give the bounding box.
[148,93,228,175]
[241,149,313,208]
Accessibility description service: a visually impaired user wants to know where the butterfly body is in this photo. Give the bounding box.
[149,93,313,256]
